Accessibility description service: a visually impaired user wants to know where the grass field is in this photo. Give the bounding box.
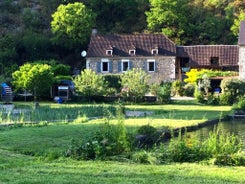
[0,100,244,183]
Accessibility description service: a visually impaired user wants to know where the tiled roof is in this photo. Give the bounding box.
[87,34,176,57]
[177,45,238,66]
[238,21,245,45]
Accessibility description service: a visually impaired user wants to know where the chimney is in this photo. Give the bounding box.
[92,28,97,36]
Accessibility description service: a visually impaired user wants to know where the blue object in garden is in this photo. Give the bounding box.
[57,97,63,104]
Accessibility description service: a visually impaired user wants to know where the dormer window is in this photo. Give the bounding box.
[151,48,158,55]
[106,49,113,55]
[129,49,136,55]
[210,57,219,66]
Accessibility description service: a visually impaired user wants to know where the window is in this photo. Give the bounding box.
[101,59,109,73]
[147,60,155,72]
[151,48,158,55]
[121,60,129,72]
[106,49,113,55]
[129,49,136,55]
[210,57,219,65]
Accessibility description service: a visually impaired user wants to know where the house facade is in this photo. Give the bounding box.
[86,21,245,83]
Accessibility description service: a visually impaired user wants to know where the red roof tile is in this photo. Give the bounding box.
[177,45,238,66]
[87,34,176,57]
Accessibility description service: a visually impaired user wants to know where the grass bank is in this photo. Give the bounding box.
[0,149,245,184]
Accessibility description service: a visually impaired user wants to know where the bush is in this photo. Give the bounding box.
[214,152,245,166]
[132,151,157,164]
[183,83,195,97]
[172,80,184,96]
[66,107,131,160]
[103,74,121,92]
[220,78,245,105]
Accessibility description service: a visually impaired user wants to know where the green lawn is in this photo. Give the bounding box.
[0,100,243,183]
[0,149,245,184]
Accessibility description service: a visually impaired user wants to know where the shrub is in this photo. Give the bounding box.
[172,80,184,96]
[183,83,195,97]
[220,78,245,105]
[214,151,245,166]
[66,106,131,160]
[219,92,233,105]
[132,151,157,164]
[103,74,121,92]
[157,82,172,104]
[136,125,160,148]
[201,124,243,159]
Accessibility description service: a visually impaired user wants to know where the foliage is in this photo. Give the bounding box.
[155,124,244,164]
[132,151,157,164]
[12,63,54,98]
[73,69,107,100]
[66,109,131,160]
[103,74,121,93]
[120,68,150,102]
[157,82,172,103]
[184,69,238,84]
[83,0,148,33]
[202,124,244,160]
[146,0,238,44]
[220,78,245,105]
[183,83,195,97]
[172,80,184,96]
[51,2,95,47]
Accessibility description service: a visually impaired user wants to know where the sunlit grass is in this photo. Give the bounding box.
[0,149,244,184]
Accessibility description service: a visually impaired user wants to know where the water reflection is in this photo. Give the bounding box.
[188,120,245,145]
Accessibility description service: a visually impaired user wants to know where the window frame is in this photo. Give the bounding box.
[106,49,113,56]
[101,59,109,73]
[121,59,130,72]
[147,59,156,72]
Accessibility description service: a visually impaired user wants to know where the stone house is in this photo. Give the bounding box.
[86,21,245,83]
[86,33,176,84]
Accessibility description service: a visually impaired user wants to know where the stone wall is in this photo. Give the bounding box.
[239,46,245,80]
[86,56,176,84]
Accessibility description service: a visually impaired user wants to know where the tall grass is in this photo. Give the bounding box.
[0,104,116,124]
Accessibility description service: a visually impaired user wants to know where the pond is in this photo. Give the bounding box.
[189,120,245,145]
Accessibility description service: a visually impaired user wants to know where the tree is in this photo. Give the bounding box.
[51,2,95,47]
[120,68,150,102]
[73,69,107,100]
[12,63,54,99]
[83,0,148,33]
[146,0,189,44]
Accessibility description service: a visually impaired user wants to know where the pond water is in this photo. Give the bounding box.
[189,119,245,145]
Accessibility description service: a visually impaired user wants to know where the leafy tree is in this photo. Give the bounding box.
[120,68,150,102]
[83,0,148,33]
[51,2,95,46]
[12,63,54,99]
[73,69,107,100]
[146,0,189,44]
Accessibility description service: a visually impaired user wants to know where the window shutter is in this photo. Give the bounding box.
[97,61,101,73]
[118,61,121,72]
[129,61,132,70]
[154,61,157,72]
[109,61,113,73]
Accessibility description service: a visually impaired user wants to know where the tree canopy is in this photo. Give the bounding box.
[12,63,54,98]
[51,2,95,47]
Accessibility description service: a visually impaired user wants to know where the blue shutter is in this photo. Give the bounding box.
[109,61,113,73]
[145,61,148,71]
[97,61,101,73]
[129,61,132,70]
[154,61,157,72]
[118,61,121,72]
